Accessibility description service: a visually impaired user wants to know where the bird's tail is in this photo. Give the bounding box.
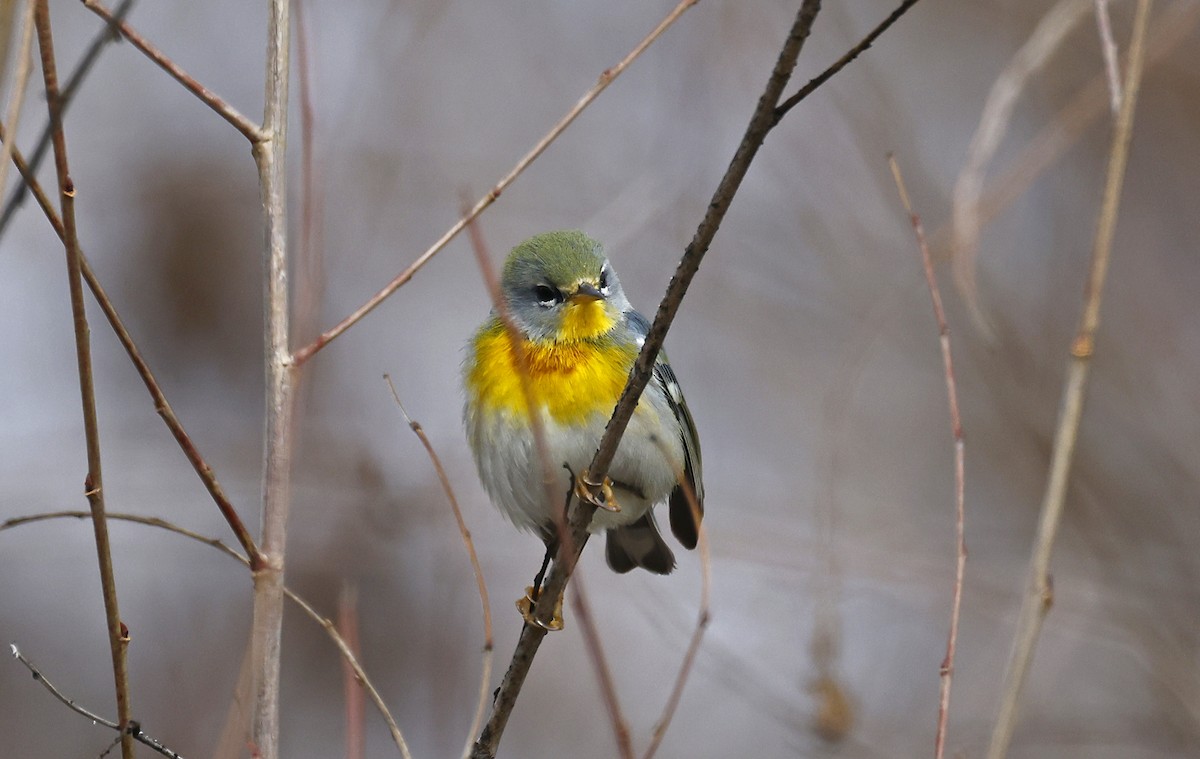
[605,513,676,574]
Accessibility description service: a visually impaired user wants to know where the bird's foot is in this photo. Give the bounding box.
[516,586,564,631]
[575,469,621,512]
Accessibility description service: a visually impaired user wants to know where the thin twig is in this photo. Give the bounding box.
[248,1,294,758]
[987,2,1153,757]
[291,0,699,366]
[0,0,36,202]
[641,437,711,759]
[462,207,633,756]
[888,155,967,759]
[0,0,134,240]
[771,0,923,126]
[33,3,134,757]
[293,0,325,348]
[384,377,492,759]
[0,510,411,757]
[80,0,264,143]
[0,127,263,567]
[472,3,826,757]
[10,645,183,758]
[336,586,366,759]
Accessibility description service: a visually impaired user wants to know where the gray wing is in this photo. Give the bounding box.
[625,310,704,549]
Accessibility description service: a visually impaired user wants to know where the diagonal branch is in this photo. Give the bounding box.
[81,0,264,142]
[986,1,1154,756]
[33,2,134,757]
[472,2,837,756]
[290,0,699,366]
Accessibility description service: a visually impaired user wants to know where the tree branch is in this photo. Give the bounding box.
[472,2,834,756]
[987,1,1153,756]
[33,2,134,756]
[248,2,294,758]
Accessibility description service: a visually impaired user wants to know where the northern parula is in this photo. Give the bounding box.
[463,230,703,575]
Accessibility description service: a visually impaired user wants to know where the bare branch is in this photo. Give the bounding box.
[248,0,295,757]
[385,377,492,759]
[81,0,264,142]
[33,3,133,755]
[291,0,700,366]
[641,437,711,759]
[987,1,1154,756]
[472,2,833,756]
[888,155,967,759]
[1093,0,1123,114]
[10,645,182,758]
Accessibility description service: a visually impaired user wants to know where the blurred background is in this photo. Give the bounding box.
[1,0,1197,757]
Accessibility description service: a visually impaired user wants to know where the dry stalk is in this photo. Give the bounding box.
[384,378,493,759]
[986,1,1154,756]
[641,438,711,759]
[248,2,294,758]
[888,155,967,759]
[33,2,133,755]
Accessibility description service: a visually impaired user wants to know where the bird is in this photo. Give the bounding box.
[462,230,703,615]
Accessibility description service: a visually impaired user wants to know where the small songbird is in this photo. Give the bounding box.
[463,230,703,584]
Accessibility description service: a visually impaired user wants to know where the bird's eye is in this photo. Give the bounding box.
[598,269,610,294]
[533,285,560,307]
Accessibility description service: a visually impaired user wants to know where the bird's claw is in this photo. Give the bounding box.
[517,586,564,631]
[575,469,620,512]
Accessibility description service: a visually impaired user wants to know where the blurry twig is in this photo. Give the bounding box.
[248,2,295,758]
[0,510,410,758]
[461,207,631,757]
[641,437,711,759]
[33,4,133,757]
[0,0,35,203]
[473,3,827,757]
[384,377,493,759]
[930,0,1197,262]
[1093,0,1122,114]
[888,155,967,759]
[0,126,263,568]
[0,0,134,240]
[293,0,325,347]
[291,0,700,366]
[986,1,1154,757]
[337,586,366,759]
[950,0,1093,334]
[81,0,263,142]
[9,645,182,758]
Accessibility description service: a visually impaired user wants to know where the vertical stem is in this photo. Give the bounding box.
[986,1,1152,756]
[33,1,134,757]
[249,1,292,757]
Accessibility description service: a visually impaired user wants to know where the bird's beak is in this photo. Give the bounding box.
[569,282,604,303]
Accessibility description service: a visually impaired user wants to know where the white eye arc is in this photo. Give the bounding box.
[598,268,612,296]
[534,284,561,308]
